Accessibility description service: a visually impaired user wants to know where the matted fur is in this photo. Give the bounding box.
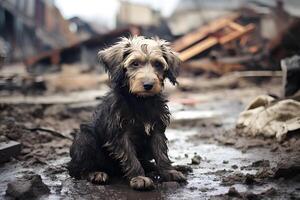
[68,36,186,190]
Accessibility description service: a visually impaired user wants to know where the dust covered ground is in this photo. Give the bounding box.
[0,70,299,199]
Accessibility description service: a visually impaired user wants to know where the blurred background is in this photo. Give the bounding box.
[1,0,300,72]
[0,0,300,199]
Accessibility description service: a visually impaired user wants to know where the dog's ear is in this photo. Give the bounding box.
[98,37,131,74]
[158,39,181,85]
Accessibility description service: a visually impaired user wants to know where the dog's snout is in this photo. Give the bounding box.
[143,82,154,91]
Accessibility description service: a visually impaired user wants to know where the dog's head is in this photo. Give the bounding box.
[98,36,180,97]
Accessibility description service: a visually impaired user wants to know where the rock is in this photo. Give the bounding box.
[227,187,241,197]
[231,165,238,169]
[244,192,260,200]
[223,160,229,164]
[261,187,277,196]
[199,187,209,192]
[273,161,300,179]
[6,174,50,199]
[173,165,193,174]
[251,160,270,168]
[191,154,202,165]
[244,174,256,185]
[0,140,21,163]
[221,172,244,186]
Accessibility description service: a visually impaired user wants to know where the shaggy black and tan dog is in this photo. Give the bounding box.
[68,36,186,190]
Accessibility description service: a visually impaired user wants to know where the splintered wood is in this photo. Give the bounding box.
[178,37,218,62]
[172,15,255,62]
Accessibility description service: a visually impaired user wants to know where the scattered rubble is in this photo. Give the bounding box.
[212,186,278,200]
[191,154,202,165]
[6,174,50,199]
[0,1,300,199]
[273,159,300,179]
[0,140,21,163]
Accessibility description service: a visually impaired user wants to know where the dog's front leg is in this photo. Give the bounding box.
[151,132,187,182]
[103,133,154,190]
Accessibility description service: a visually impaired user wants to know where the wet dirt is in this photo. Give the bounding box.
[0,78,299,199]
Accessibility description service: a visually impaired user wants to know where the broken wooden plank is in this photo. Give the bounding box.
[172,14,239,52]
[178,23,255,62]
[227,21,245,32]
[0,141,21,163]
[178,37,218,61]
[219,24,255,44]
[182,58,244,74]
[229,71,282,77]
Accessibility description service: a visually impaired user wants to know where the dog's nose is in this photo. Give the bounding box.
[143,82,154,91]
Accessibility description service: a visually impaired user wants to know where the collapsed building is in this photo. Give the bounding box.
[170,0,300,75]
[0,0,78,63]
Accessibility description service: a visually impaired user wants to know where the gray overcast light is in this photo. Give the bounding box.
[55,0,179,28]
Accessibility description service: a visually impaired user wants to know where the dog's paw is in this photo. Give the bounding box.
[161,170,187,182]
[130,176,154,190]
[88,172,109,184]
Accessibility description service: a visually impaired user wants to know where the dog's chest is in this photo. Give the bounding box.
[143,122,154,135]
[127,118,155,136]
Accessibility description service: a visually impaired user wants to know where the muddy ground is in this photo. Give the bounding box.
[0,71,299,199]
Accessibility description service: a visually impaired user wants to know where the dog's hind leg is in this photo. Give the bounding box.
[68,124,110,184]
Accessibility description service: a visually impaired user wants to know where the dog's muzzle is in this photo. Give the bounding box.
[143,81,154,91]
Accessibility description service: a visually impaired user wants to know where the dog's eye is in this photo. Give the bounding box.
[132,61,140,67]
[154,61,163,69]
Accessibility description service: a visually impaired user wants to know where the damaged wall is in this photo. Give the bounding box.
[0,0,78,62]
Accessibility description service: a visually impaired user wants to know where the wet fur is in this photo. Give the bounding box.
[67,36,185,189]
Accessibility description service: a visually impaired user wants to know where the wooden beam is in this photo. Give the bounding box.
[178,23,255,62]
[227,21,245,32]
[219,24,255,44]
[172,14,239,52]
[178,37,218,61]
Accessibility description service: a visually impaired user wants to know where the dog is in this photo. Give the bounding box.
[68,36,186,190]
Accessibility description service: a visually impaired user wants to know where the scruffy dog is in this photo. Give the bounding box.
[68,36,186,190]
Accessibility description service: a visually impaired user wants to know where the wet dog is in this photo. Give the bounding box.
[67,36,186,190]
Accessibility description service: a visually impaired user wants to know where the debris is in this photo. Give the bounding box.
[173,165,193,174]
[0,140,21,163]
[241,160,271,171]
[0,75,47,94]
[251,160,270,168]
[273,160,300,179]
[6,174,50,199]
[281,55,300,97]
[0,0,78,62]
[191,154,202,165]
[221,172,245,186]
[231,165,238,169]
[236,95,300,141]
[171,14,239,52]
[25,26,140,71]
[244,174,256,185]
[261,187,277,196]
[172,15,255,62]
[227,187,242,198]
